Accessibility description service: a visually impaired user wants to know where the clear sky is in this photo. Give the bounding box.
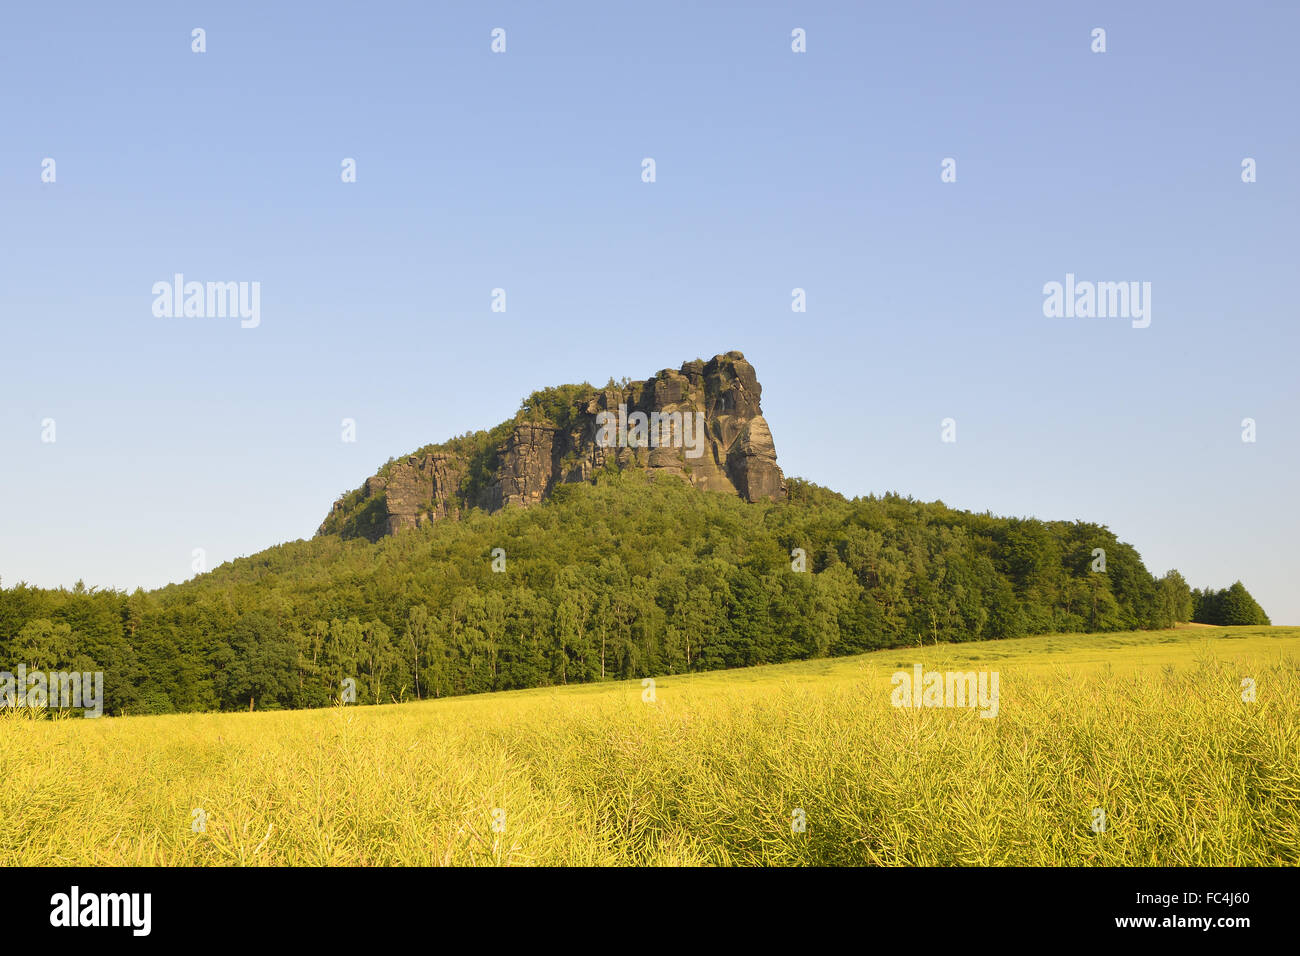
[2,1,1296,623]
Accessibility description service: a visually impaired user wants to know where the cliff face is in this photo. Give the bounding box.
[318,351,785,541]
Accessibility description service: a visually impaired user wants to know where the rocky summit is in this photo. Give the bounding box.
[318,351,786,542]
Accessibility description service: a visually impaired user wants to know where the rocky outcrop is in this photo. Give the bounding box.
[318,351,785,541]
[359,454,466,536]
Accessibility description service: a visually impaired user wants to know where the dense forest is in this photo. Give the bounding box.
[0,471,1270,716]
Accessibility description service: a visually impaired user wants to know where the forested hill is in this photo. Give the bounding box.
[0,471,1271,715]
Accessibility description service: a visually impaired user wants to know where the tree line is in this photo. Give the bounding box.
[0,471,1270,715]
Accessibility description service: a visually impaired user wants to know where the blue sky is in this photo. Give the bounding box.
[2,1,1297,623]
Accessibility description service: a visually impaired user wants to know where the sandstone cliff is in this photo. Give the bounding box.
[317,351,785,541]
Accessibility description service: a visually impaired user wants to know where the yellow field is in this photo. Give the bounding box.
[2,625,1297,866]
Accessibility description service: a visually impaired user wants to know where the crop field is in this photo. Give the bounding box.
[1,626,1296,866]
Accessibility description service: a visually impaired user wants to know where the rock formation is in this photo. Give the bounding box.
[318,351,785,541]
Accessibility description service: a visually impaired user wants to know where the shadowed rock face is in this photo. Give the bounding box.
[319,351,785,541]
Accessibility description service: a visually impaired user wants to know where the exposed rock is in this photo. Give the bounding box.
[484,423,560,512]
[318,351,785,541]
[374,454,466,535]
